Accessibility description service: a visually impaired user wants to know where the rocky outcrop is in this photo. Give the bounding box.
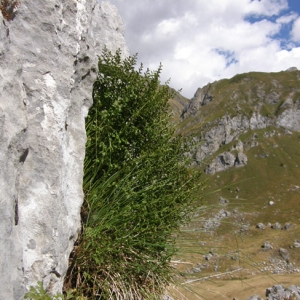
[0,1,128,299]
[182,71,300,172]
[276,98,300,131]
[190,110,286,168]
[192,115,251,164]
[182,83,214,117]
[266,284,300,300]
[205,151,248,175]
[246,284,300,300]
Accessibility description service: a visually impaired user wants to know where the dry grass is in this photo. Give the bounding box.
[168,274,300,300]
[169,128,300,298]
[0,0,19,21]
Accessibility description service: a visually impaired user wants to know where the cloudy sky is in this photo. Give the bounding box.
[102,0,300,98]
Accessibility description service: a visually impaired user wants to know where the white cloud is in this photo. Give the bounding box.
[291,17,300,42]
[276,12,298,24]
[206,19,280,51]
[276,47,300,65]
[157,19,181,36]
[244,0,288,16]
[102,0,300,98]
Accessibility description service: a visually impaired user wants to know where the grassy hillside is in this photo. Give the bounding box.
[169,70,300,299]
[177,70,300,136]
[168,88,190,123]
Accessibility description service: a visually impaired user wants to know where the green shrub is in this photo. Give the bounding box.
[24,281,76,300]
[24,282,56,300]
[64,48,203,299]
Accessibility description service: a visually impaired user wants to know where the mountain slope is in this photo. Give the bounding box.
[178,68,300,170]
[170,67,300,299]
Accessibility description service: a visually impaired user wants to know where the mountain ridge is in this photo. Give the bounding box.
[173,67,300,173]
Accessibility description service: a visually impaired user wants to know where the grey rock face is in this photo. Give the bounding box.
[231,139,244,152]
[279,248,290,262]
[262,241,273,250]
[205,152,235,174]
[183,84,214,117]
[266,284,300,300]
[219,196,229,204]
[271,222,281,229]
[266,91,280,104]
[235,152,248,167]
[281,222,294,230]
[205,151,247,174]
[256,223,266,230]
[184,74,300,171]
[0,1,128,299]
[193,98,300,169]
[294,240,300,248]
[250,112,271,129]
[287,66,298,72]
[192,114,251,169]
[276,98,300,131]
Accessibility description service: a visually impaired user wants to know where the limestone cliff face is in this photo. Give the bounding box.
[0,1,128,299]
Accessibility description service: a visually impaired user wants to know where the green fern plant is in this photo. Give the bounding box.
[24,281,77,300]
[24,282,62,300]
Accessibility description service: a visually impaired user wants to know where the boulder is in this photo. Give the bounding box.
[266,284,300,300]
[281,222,294,230]
[219,196,229,204]
[262,241,273,250]
[231,139,244,152]
[234,152,248,167]
[256,223,266,230]
[271,222,281,229]
[205,152,235,174]
[205,151,248,174]
[294,240,300,248]
[286,67,298,72]
[279,248,290,262]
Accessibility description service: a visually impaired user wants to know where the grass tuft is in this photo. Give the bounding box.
[64,48,203,299]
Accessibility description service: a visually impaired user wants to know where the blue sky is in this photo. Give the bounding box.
[103,0,300,98]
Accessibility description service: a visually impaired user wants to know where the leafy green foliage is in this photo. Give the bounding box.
[24,281,76,300]
[24,282,54,300]
[65,48,202,299]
